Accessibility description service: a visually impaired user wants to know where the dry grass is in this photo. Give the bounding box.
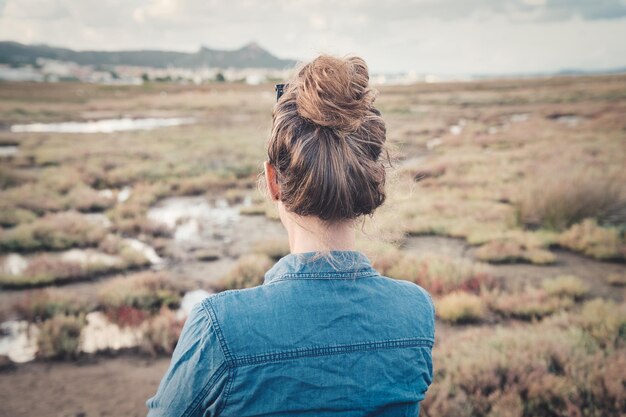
[541,275,589,300]
[37,314,86,360]
[251,238,290,260]
[383,252,496,296]
[15,289,92,322]
[218,254,274,290]
[98,271,188,326]
[0,211,107,252]
[435,292,486,324]
[140,307,184,356]
[489,287,575,320]
[423,301,626,417]
[607,272,626,287]
[514,167,625,230]
[558,218,626,260]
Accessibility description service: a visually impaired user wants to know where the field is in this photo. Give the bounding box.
[0,75,625,417]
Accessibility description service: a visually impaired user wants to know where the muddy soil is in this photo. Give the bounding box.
[0,354,170,417]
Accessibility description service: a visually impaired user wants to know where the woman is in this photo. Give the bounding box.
[146,55,435,417]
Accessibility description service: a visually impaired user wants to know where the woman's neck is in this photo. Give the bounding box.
[283,212,356,254]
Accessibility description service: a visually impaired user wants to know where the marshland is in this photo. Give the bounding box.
[0,75,625,416]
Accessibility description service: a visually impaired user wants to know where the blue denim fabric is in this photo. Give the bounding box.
[146,250,435,417]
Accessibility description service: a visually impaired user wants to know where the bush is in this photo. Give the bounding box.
[98,271,187,325]
[0,183,66,215]
[385,253,496,296]
[0,211,108,252]
[140,307,184,356]
[0,247,148,288]
[422,311,626,417]
[15,289,91,322]
[436,292,486,324]
[542,275,589,300]
[219,254,274,290]
[65,185,115,212]
[475,239,556,265]
[607,272,626,286]
[169,172,236,196]
[514,169,625,230]
[0,207,37,228]
[37,314,86,360]
[558,218,625,261]
[491,287,574,320]
[576,298,626,349]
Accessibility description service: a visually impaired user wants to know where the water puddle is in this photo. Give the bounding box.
[547,113,584,127]
[1,254,29,276]
[426,138,443,150]
[147,196,241,248]
[449,119,467,136]
[10,117,195,134]
[0,145,18,157]
[123,238,163,266]
[81,312,143,353]
[510,113,529,123]
[555,115,582,127]
[0,289,212,362]
[0,321,38,363]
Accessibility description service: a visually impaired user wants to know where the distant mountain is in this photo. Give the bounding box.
[0,41,297,69]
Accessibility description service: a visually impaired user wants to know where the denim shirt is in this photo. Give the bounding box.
[146,250,435,417]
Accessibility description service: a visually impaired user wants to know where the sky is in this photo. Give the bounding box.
[0,0,625,75]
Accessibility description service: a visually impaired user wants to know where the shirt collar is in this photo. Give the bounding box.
[263,250,378,285]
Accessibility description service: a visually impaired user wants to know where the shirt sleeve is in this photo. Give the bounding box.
[146,299,230,417]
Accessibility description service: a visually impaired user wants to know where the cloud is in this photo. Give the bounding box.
[0,0,625,74]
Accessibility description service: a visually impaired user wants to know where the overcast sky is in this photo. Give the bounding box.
[1,0,625,74]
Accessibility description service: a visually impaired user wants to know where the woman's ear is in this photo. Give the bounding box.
[264,160,280,201]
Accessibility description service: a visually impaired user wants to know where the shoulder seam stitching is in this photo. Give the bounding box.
[217,365,237,415]
[232,337,434,366]
[181,361,229,417]
[201,298,234,366]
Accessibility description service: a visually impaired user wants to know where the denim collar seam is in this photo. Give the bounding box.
[232,337,435,366]
[268,271,379,284]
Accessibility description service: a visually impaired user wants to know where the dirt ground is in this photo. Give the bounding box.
[0,354,170,417]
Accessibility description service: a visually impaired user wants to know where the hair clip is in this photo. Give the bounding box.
[275,83,288,102]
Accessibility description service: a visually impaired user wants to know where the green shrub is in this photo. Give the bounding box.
[15,289,91,322]
[140,307,184,356]
[0,207,37,228]
[0,183,66,215]
[37,314,86,360]
[65,185,115,212]
[0,211,108,252]
[0,247,147,288]
[98,271,187,325]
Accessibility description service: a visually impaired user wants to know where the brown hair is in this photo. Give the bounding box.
[266,54,389,222]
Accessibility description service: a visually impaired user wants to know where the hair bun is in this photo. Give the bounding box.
[295,55,375,133]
